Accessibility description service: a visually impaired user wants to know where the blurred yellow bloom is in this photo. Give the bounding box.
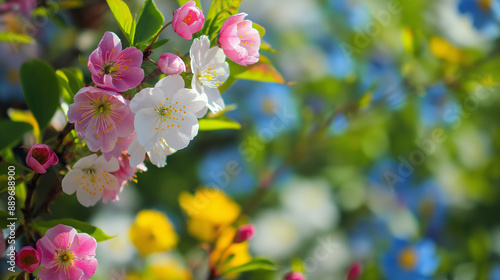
[430,37,463,64]
[143,256,192,280]
[179,188,241,242]
[129,210,179,256]
[209,227,252,279]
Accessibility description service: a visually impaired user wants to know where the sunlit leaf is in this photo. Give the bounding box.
[177,0,202,9]
[230,55,285,84]
[106,0,135,44]
[7,109,40,142]
[0,32,33,44]
[221,258,278,275]
[202,0,242,42]
[199,118,241,130]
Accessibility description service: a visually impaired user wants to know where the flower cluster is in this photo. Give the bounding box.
[62,1,262,207]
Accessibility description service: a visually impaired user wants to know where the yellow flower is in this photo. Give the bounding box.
[209,227,252,279]
[129,210,179,256]
[179,188,241,242]
[144,255,192,280]
[430,37,463,64]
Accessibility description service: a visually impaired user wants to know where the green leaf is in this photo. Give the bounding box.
[230,55,285,83]
[0,210,13,229]
[136,38,170,51]
[221,258,278,276]
[20,59,60,131]
[134,0,164,45]
[253,23,265,37]
[106,0,135,44]
[56,68,84,104]
[0,120,33,151]
[0,32,33,44]
[177,0,202,9]
[202,0,242,42]
[32,219,114,242]
[199,118,241,130]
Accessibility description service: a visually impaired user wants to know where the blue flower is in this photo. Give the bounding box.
[349,218,391,259]
[490,264,500,280]
[382,238,439,280]
[419,84,461,128]
[361,57,406,110]
[244,83,298,140]
[329,0,370,28]
[329,112,349,136]
[396,181,447,236]
[458,0,500,38]
[197,145,256,197]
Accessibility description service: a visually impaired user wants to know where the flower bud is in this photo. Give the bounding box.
[284,272,305,280]
[172,1,204,40]
[233,224,255,243]
[15,246,41,273]
[26,143,59,174]
[158,53,186,75]
[219,13,261,66]
[347,261,362,280]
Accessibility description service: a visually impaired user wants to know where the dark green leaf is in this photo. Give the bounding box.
[221,258,278,275]
[32,219,114,242]
[0,120,33,151]
[20,59,60,131]
[0,210,13,229]
[106,0,135,44]
[134,0,165,45]
[0,32,33,44]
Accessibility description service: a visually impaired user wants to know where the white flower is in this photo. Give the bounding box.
[128,135,176,168]
[62,154,119,207]
[130,75,207,151]
[190,35,229,115]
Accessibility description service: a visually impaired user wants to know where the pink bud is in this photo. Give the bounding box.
[15,246,41,273]
[158,53,186,75]
[347,261,362,280]
[25,143,58,174]
[172,1,204,40]
[219,13,261,66]
[284,272,305,280]
[234,224,255,243]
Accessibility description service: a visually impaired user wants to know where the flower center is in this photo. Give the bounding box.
[398,247,417,271]
[20,253,38,266]
[83,166,97,183]
[183,10,197,26]
[102,61,120,75]
[55,249,75,269]
[479,0,492,11]
[197,65,223,88]
[261,98,276,115]
[32,148,50,165]
[157,106,173,122]
[90,97,112,118]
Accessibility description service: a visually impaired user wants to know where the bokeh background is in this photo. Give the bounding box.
[2,0,500,279]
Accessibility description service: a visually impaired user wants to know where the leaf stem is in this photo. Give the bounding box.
[143,21,172,60]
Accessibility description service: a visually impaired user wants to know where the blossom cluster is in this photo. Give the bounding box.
[59,1,262,208]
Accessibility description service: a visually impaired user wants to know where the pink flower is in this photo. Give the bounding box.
[36,224,97,280]
[284,272,305,280]
[102,131,137,161]
[15,246,41,273]
[172,1,204,40]
[25,144,59,174]
[104,154,146,203]
[158,53,186,75]
[68,87,135,153]
[88,32,144,92]
[219,13,261,66]
[233,224,255,243]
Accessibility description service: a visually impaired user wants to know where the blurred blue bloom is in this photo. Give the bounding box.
[329,112,349,135]
[368,158,412,192]
[327,40,354,79]
[382,238,439,280]
[396,181,447,236]
[491,265,500,280]
[329,0,370,27]
[361,57,406,110]
[458,0,500,38]
[349,218,391,259]
[198,145,256,197]
[244,83,298,140]
[419,84,461,128]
